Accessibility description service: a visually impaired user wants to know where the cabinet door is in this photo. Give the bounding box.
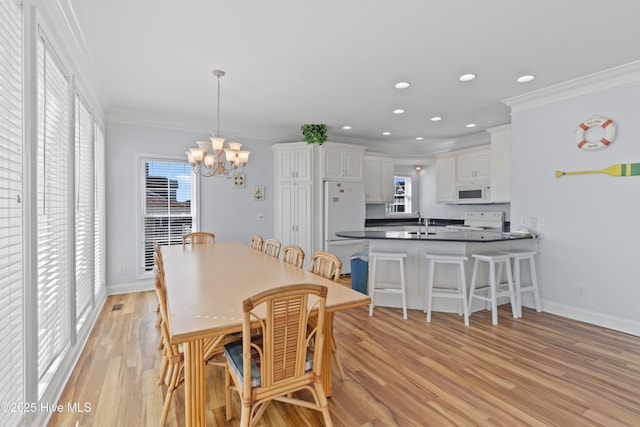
[294,183,312,265]
[277,184,296,246]
[277,147,311,182]
[457,150,490,182]
[293,148,311,181]
[436,156,456,202]
[323,149,344,180]
[364,157,381,201]
[343,151,363,180]
[379,159,395,202]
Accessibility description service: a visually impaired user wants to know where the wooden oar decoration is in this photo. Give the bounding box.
[555,163,640,178]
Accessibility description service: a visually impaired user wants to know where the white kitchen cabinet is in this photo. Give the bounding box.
[275,183,312,264]
[322,144,363,181]
[274,143,312,182]
[364,154,394,203]
[487,124,511,203]
[436,155,456,203]
[456,147,490,183]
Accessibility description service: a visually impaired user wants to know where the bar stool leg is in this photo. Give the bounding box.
[513,257,523,317]
[489,261,498,325]
[458,261,469,326]
[425,259,434,321]
[468,257,480,315]
[504,260,518,319]
[399,257,407,320]
[528,256,542,312]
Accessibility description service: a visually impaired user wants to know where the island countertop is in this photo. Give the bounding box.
[335,230,532,243]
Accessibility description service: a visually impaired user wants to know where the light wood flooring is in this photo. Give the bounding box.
[49,282,640,426]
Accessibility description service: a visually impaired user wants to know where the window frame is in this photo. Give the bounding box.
[385,175,413,217]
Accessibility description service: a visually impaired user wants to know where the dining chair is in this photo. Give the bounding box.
[249,235,263,251]
[309,251,346,380]
[223,284,333,426]
[282,245,305,268]
[182,231,215,246]
[263,238,282,258]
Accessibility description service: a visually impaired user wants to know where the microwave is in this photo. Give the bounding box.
[455,182,490,204]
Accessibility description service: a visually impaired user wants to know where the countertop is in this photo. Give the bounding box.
[336,230,532,243]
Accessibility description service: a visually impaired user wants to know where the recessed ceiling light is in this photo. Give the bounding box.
[342,125,352,130]
[459,73,477,82]
[430,116,443,122]
[516,75,535,83]
[382,131,391,136]
[393,109,405,114]
[395,81,411,89]
[465,123,477,128]
[416,137,424,141]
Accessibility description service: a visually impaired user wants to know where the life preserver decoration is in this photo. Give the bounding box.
[575,115,616,150]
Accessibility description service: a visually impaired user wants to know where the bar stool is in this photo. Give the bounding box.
[468,251,518,325]
[368,251,408,320]
[499,249,541,317]
[424,253,469,326]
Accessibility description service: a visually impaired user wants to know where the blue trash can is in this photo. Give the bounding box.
[350,252,368,294]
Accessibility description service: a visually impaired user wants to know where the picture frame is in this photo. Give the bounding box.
[253,185,265,200]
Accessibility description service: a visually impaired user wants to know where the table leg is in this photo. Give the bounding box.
[183,339,206,426]
[322,312,334,396]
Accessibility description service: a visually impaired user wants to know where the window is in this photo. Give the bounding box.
[0,0,24,423]
[140,158,197,274]
[37,34,71,395]
[386,175,412,214]
[94,124,105,298]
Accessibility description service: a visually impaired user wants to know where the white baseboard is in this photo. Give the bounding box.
[522,295,640,337]
[107,279,154,295]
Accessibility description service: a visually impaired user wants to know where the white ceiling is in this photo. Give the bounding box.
[66,0,640,155]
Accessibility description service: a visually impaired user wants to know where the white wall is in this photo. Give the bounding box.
[510,82,640,333]
[105,121,275,292]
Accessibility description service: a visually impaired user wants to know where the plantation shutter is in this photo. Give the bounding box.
[74,93,93,329]
[36,34,71,394]
[94,124,105,297]
[0,0,24,423]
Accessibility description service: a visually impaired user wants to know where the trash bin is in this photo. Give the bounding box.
[350,251,368,294]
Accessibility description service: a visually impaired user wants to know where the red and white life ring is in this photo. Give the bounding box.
[575,115,616,150]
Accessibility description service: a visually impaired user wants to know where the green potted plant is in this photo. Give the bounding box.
[300,124,327,145]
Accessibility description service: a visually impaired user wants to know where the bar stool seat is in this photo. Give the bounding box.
[424,253,469,326]
[499,249,541,317]
[368,251,408,320]
[468,251,518,325]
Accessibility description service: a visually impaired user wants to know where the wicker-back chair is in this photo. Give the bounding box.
[182,231,215,246]
[249,235,263,251]
[282,245,305,268]
[263,238,282,258]
[223,284,332,426]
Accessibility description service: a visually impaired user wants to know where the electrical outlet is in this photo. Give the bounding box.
[257,213,265,221]
[528,216,538,228]
[578,284,587,296]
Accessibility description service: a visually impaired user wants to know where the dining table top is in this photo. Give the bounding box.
[161,241,371,345]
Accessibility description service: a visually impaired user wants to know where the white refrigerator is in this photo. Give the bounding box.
[324,181,366,275]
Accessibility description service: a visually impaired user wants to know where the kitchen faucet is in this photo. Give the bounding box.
[415,211,422,235]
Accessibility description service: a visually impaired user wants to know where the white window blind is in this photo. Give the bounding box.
[142,159,195,272]
[94,124,105,297]
[37,35,71,394]
[0,0,24,424]
[74,93,93,329]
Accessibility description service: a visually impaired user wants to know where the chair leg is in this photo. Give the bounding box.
[313,382,334,427]
[239,405,251,427]
[225,365,233,421]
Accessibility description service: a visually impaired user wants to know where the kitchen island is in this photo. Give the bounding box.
[336,230,535,314]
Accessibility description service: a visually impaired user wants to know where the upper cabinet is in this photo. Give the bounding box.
[322,144,364,181]
[435,155,456,203]
[364,154,394,203]
[274,143,312,182]
[456,147,490,183]
[487,124,512,203]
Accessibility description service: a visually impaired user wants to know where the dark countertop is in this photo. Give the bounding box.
[336,230,532,243]
[364,217,464,227]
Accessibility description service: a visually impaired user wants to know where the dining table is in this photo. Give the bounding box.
[161,241,371,426]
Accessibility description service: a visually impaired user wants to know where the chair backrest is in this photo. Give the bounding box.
[153,251,181,359]
[182,232,215,246]
[283,245,305,268]
[250,235,263,251]
[263,238,282,258]
[310,251,342,282]
[240,284,327,398]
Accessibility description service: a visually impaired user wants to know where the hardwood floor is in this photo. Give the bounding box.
[49,283,640,426]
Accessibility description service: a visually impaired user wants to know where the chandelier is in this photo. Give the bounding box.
[186,70,250,178]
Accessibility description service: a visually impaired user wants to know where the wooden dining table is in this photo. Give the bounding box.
[161,241,371,426]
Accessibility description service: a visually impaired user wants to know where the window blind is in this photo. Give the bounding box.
[94,124,105,297]
[74,93,93,329]
[142,159,195,272]
[37,35,71,394]
[0,0,24,423]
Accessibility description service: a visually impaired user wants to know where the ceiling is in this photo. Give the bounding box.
[66,0,640,156]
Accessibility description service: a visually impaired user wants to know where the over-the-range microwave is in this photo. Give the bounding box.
[455,182,491,204]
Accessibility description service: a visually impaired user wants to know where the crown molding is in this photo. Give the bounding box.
[503,60,640,112]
